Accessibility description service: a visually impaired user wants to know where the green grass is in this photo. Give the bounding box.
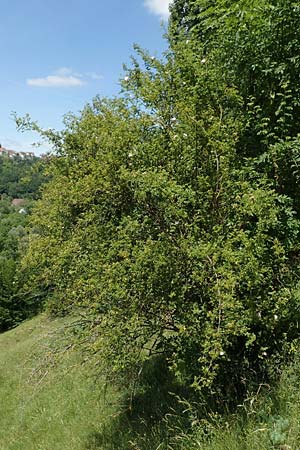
[1,315,300,450]
[0,314,176,450]
[171,362,300,450]
[0,314,121,450]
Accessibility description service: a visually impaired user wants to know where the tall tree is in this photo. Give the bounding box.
[170,0,300,151]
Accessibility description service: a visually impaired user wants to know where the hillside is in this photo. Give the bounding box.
[0,152,46,199]
[0,154,48,331]
[1,315,300,449]
[0,315,120,450]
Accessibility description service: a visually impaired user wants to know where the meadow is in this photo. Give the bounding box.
[1,315,299,450]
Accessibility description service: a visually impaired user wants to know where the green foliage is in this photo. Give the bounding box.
[3,1,300,447]
[0,199,27,330]
[20,29,300,401]
[170,0,300,152]
[0,156,48,331]
[0,154,46,199]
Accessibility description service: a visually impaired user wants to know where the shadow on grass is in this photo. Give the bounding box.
[85,355,192,450]
[84,354,272,450]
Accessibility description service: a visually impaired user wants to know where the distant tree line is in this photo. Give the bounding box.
[0,155,48,330]
[0,154,47,199]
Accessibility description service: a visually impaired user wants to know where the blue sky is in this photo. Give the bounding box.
[0,0,171,154]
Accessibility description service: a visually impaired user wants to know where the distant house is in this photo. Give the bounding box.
[0,146,35,159]
[11,199,27,214]
[11,198,26,207]
[24,151,35,158]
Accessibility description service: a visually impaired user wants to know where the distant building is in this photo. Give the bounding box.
[11,198,26,207]
[0,146,36,159]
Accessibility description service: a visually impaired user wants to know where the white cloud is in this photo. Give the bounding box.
[27,75,84,88]
[144,0,172,19]
[27,67,104,87]
[27,68,85,88]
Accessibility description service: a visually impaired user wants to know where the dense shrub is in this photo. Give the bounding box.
[19,31,300,399]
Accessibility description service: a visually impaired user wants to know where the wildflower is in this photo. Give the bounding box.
[201,58,206,64]
[124,76,129,82]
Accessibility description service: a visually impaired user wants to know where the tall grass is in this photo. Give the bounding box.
[0,315,120,450]
[0,315,180,450]
[1,315,300,449]
[172,360,300,450]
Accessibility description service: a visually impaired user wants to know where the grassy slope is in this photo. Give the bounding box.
[0,315,120,450]
[1,315,300,450]
[0,314,177,450]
